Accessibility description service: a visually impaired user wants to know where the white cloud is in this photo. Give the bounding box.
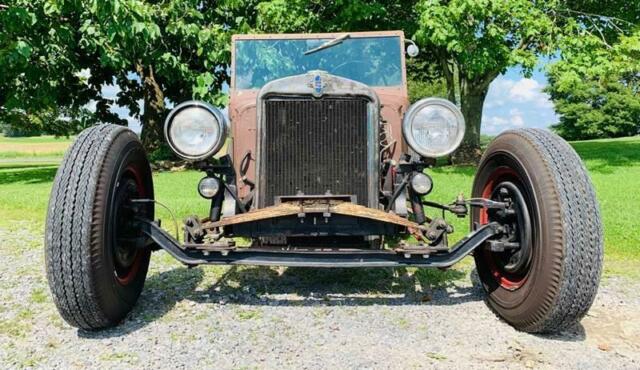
[482,73,559,135]
[493,78,515,92]
[484,99,505,109]
[482,116,509,126]
[482,115,511,134]
[482,112,526,134]
[508,78,540,101]
[486,76,555,109]
[506,78,554,108]
[508,108,525,127]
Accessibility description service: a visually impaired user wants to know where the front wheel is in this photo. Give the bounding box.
[45,124,154,329]
[472,129,603,333]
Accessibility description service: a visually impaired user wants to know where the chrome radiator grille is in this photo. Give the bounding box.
[261,96,370,207]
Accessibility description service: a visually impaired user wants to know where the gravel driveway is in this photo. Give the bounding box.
[1,221,638,369]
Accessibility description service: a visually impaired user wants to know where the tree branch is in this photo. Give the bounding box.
[562,8,635,27]
[588,17,612,48]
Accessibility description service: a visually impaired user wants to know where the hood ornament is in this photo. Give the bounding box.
[309,71,326,97]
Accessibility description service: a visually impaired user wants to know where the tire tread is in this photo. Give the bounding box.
[45,124,137,329]
[487,129,603,333]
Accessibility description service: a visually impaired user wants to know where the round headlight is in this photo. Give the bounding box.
[164,101,227,161]
[402,98,465,158]
[410,173,433,195]
[198,177,221,199]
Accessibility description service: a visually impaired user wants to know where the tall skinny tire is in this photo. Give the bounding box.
[472,129,603,333]
[45,124,154,329]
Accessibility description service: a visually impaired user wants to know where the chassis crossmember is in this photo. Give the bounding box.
[138,219,501,268]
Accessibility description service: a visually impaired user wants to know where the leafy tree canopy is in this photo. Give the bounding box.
[413,0,568,162]
[1,0,637,157]
[1,0,244,149]
[547,28,639,140]
[411,0,639,161]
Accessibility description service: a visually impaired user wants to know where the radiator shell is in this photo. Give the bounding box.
[255,72,380,210]
[262,96,370,207]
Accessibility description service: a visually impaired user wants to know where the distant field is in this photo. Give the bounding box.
[0,135,72,162]
[0,134,638,278]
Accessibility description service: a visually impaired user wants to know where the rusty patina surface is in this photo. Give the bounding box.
[208,199,423,230]
[228,31,410,200]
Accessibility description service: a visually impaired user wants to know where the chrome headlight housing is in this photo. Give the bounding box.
[402,98,465,158]
[164,100,228,161]
[198,176,221,199]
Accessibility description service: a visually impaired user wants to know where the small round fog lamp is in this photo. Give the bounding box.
[411,173,433,195]
[198,177,221,199]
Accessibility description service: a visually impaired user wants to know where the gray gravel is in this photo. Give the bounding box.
[1,222,638,369]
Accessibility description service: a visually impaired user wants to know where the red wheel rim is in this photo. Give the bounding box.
[479,167,530,290]
[113,165,146,286]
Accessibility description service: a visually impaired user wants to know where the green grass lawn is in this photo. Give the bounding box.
[0,135,73,144]
[0,134,638,278]
[0,135,72,164]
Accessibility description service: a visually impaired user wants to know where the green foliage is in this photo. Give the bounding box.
[412,0,565,160]
[147,144,177,162]
[0,1,95,135]
[1,0,638,152]
[0,125,42,137]
[547,30,640,140]
[69,0,234,105]
[407,55,447,103]
[415,0,558,81]
[411,0,639,160]
[407,78,447,104]
[0,0,244,146]
[1,106,96,137]
[253,0,418,33]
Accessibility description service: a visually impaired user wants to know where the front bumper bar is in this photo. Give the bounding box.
[140,220,501,268]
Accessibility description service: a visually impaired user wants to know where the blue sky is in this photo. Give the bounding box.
[107,63,557,135]
[481,65,558,135]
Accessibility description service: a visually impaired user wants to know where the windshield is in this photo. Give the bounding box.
[234,36,403,89]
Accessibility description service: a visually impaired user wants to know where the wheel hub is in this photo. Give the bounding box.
[112,176,143,282]
[486,181,533,281]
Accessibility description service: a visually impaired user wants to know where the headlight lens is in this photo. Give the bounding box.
[164,101,227,160]
[198,177,221,199]
[402,98,465,158]
[410,173,433,195]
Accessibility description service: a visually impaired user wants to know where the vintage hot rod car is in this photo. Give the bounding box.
[46,31,603,333]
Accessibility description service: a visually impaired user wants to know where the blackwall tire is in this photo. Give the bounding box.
[471,128,603,333]
[45,124,154,330]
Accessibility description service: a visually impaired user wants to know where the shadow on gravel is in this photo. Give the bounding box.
[78,265,482,337]
[187,266,484,307]
[535,324,586,342]
[78,267,205,339]
[76,265,587,341]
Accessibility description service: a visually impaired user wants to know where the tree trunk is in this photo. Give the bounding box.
[137,64,165,153]
[450,81,490,165]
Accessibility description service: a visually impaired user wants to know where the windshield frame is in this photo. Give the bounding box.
[230,30,406,91]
